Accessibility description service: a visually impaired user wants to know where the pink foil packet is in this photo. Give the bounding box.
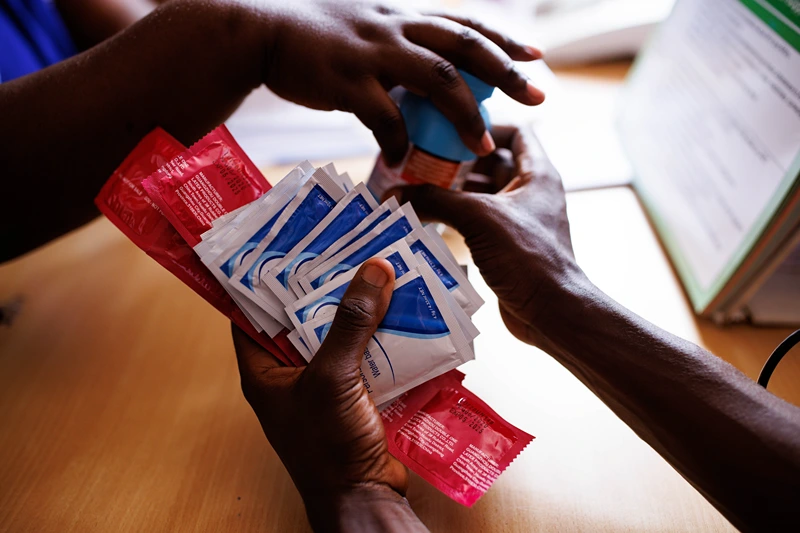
[381,370,533,506]
[95,127,295,366]
[142,125,271,247]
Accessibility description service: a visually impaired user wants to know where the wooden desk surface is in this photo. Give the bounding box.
[2,65,798,533]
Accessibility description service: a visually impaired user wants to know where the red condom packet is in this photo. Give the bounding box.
[95,127,294,366]
[381,370,534,506]
[142,125,271,247]
[273,331,306,367]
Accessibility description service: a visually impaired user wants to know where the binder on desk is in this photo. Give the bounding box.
[616,0,800,325]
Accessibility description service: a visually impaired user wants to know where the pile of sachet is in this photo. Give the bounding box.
[192,160,484,406]
[96,125,532,507]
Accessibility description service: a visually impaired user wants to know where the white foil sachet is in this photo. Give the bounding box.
[301,262,476,405]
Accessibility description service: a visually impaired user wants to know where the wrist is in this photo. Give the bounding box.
[304,484,426,533]
[533,269,633,366]
[226,0,285,85]
[523,267,601,350]
[166,0,274,92]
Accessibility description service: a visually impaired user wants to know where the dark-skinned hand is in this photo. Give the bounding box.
[2,0,546,258]
[389,125,583,348]
[246,0,545,164]
[232,258,428,532]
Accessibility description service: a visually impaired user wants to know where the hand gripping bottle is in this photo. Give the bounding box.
[367,70,495,200]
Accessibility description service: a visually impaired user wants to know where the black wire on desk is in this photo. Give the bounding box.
[758,329,800,388]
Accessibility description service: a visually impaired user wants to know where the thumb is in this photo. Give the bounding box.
[307,258,396,380]
[384,185,480,234]
[231,323,283,374]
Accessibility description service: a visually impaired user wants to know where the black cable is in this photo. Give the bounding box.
[758,329,800,388]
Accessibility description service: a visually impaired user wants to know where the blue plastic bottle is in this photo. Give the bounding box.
[367,70,495,200]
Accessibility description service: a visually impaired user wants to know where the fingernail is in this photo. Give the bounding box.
[524,45,543,59]
[362,264,389,288]
[480,131,496,154]
[526,81,545,104]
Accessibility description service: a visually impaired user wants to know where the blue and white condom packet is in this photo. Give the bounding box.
[301,262,477,405]
[230,167,346,327]
[402,226,484,316]
[177,149,481,395]
[297,253,479,355]
[412,251,480,345]
[196,161,314,260]
[286,240,420,352]
[324,163,354,193]
[287,329,313,362]
[195,162,316,335]
[298,204,423,294]
[287,196,400,298]
[287,227,482,338]
[102,125,527,506]
[262,182,379,307]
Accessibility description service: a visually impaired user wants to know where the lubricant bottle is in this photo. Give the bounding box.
[367,70,495,200]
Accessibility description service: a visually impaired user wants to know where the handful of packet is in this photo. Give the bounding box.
[96,126,533,506]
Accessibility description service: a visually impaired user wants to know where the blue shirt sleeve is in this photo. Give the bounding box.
[1,0,77,82]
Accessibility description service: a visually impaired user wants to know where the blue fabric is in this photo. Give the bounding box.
[0,0,76,83]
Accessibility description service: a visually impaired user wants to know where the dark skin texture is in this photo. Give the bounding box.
[0,0,543,262]
[55,0,167,49]
[236,127,800,532]
[5,2,798,530]
[233,259,429,533]
[399,127,800,531]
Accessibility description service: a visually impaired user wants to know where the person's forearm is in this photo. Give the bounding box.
[304,485,429,533]
[532,275,800,530]
[55,0,163,48]
[0,0,267,261]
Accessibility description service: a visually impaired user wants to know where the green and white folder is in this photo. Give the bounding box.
[617,0,800,324]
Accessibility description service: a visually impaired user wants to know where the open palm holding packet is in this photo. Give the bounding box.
[95,124,533,507]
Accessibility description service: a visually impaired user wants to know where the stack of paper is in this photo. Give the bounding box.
[617,0,800,325]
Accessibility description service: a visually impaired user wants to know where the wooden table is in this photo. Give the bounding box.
[1,64,798,533]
